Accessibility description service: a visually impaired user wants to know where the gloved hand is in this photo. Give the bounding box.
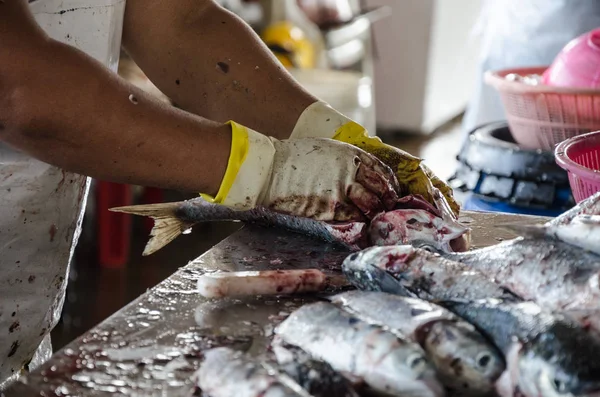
[289,101,461,217]
[201,121,400,222]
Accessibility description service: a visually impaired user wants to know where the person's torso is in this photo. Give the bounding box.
[0,0,125,389]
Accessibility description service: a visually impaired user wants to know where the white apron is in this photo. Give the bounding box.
[0,0,125,389]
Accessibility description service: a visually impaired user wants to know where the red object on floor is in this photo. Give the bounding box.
[96,182,133,269]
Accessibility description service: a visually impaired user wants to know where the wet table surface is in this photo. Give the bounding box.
[3,211,548,397]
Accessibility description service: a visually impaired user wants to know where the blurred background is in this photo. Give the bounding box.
[52,0,600,350]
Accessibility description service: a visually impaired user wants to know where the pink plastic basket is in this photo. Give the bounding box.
[485,66,600,151]
[555,130,600,202]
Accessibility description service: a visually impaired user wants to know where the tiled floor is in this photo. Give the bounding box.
[49,121,467,351]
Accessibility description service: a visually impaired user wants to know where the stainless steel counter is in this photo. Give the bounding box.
[3,211,547,397]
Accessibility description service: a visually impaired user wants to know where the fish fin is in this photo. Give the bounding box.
[366,264,422,298]
[110,202,194,255]
[494,222,549,239]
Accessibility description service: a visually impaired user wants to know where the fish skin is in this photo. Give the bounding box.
[440,299,600,397]
[329,291,505,396]
[500,214,600,256]
[341,245,518,302]
[269,343,360,397]
[194,347,311,397]
[275,301,445,397]
[111,196,470,256]
[549,191,600,226]
[425,237,600,311]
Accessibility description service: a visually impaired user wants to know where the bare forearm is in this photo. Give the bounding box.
[122,0,317,139]
[1,38,230,195]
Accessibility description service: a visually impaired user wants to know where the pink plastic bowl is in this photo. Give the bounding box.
[543,28,600,89]
[555,130,600,202]
[486,66,600,151]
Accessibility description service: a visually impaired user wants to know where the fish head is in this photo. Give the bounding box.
[341,246,420,296]
[518,347,600,397]
[368,209,469,252]
[377,343,445,397]
[422,321,505,394]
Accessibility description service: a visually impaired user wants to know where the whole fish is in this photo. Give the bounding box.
[274,301,445,397]
[269,342,360,397]
[420,238,600,311]
[440,299,600,397]
[193,347,312,397]
[329,291,505,395]
[500,214,600,256]
[111,196,469,255]
[341,245,518,302]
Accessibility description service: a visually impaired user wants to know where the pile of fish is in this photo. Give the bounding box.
[117,183,600,396]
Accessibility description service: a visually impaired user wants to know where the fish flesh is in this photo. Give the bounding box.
[368,209,468,252]
[499,214,600,256]
[269,342,360,397]
[196,269,348,298]
[421,238,600,311]
[193,347,312,397]
[329,291,505,395]
[274,301,445,397]
[440,299,600,397]
[110,195,469,256]
[341,245,518,302]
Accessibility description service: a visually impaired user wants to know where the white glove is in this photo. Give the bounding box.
[202,121,400,222]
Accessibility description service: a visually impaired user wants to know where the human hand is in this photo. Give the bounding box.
[202,121,400,222]
[290,101,461,217]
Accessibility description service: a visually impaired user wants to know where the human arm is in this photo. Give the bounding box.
[122,0,318,140]
[0,0,230,195]
[120,1,459,214]
[0,1,398,221]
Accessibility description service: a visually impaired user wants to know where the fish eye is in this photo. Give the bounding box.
[476,352,492,368]
[552,378,567,394]
[349,253,359,261]
[407,353,428,373]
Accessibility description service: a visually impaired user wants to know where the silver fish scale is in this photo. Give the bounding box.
[400,251,516,302]
[443,238,600,311]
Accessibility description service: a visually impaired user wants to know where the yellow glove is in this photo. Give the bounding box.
[290,102,461,217]
[201,121,400,222]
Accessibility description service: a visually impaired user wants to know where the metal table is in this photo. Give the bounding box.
[3,211,547,397]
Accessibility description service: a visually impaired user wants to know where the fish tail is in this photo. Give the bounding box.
[110,202,194,256]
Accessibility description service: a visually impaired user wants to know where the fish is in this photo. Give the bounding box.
[341,245,518,302]
[110,195,470,256]
[269,342,360,397]
[193,347,312,397]
[440,299,600,397]
[368,209,468,252]
[328,291,505,395]
[548,191,600,226]
[499,214,600,256]
[274,301,445,397]
[419,237,600,311]
[196,269,349,298]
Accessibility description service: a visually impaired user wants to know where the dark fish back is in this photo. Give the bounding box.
[177,199,366,249]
